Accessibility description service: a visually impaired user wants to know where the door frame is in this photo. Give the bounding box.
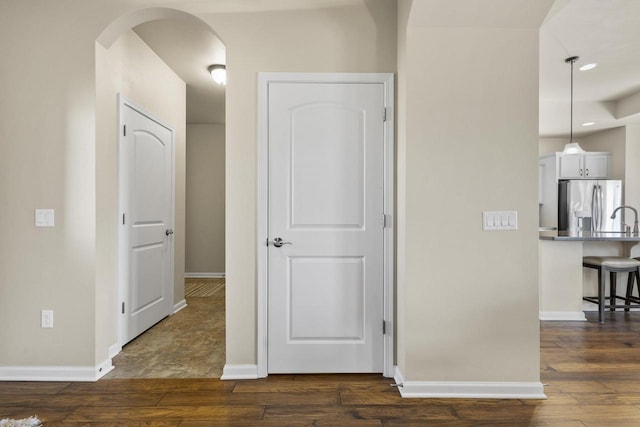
[256,73,395,377]
[116,94,176,349]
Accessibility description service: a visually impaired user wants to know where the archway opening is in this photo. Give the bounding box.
[95,8,227,378]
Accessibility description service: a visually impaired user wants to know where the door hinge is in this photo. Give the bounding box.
[123,124,127,136]
[383,107,387,122]
[122,213,125,225]
[121,302,125,314]
[383,320,386,335]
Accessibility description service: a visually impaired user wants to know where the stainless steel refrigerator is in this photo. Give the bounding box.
[558,179,623,233]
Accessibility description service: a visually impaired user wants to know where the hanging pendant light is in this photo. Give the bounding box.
[562,56,585,154]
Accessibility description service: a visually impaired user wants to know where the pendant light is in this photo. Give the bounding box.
[562,56,585,154]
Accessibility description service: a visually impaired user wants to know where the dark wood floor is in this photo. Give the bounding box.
[3,311,640,426]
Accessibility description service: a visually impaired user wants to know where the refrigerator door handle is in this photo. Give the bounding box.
[591,185,598,230]
[596,185,603,231]
[591,185,598,231]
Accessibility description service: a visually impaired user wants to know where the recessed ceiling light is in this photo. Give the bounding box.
[579,63,597,71]
[582,122,595,127]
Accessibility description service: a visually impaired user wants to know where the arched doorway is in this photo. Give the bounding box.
[95,8,226,378]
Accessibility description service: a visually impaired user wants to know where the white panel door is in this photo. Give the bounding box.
[121,103,174,344]
[267,82,385,373]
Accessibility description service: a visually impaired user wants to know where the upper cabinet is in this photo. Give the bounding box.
[539,151,612,228]
[557,153,610,179]
[538,151,612,228]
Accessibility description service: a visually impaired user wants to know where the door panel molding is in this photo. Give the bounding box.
[256,73,395,377]
[117,94,175,348]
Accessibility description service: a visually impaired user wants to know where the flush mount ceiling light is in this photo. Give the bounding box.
[582,122,595,127]
[562,56,586,155]
[579,63,598,71]
[208,64,226,85]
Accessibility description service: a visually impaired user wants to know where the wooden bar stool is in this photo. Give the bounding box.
[582,256,640,323]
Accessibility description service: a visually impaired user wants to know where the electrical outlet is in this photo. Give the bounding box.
[41,310,54,328]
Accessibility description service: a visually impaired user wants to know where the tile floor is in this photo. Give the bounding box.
[104,279,225,379]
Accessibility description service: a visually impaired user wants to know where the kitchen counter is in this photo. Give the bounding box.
[540,230,640,241]
[539,231,640,321]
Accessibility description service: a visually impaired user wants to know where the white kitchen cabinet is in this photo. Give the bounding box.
[583,154,609,178]
[558,153,610,179]
[538,151,611,229]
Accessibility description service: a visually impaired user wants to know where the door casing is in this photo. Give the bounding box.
[116,94,176,350]
[257,73,395,377]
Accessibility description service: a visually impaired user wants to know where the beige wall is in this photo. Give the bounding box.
[398,0,551,381]
[0,1,99,367]
[395,0,413,378]
[186,124,225,274]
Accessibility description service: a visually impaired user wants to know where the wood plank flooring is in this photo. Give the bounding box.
[3,311,640,425]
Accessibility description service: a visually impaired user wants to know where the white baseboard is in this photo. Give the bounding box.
[185,272,225,279]
[393,367,546,399]
[96,358,114,379]
[221,364,258,380]
[108,343,122,359]
[539,311,587,321]
[0,359,113,382]
[173,299,187,314]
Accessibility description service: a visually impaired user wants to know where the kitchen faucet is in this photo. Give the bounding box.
[611,205,639,235]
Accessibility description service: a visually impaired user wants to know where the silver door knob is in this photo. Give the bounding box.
[269,237,292,248]
[165,229,174,236]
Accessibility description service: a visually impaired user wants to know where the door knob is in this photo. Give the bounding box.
[269,237,292,248]
[165,229,174,236]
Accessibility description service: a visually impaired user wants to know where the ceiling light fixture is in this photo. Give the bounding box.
[579,63,597,71]
[562,56,585,154]
[208,64,226,85]
[582,122,595,127]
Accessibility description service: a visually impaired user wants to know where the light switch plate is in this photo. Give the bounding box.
[35,209,55,227]
[483,211,518,231]
[41,310,54,328]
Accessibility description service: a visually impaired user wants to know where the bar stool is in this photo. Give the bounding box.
[627,257,640,308]
[582,256,640,323]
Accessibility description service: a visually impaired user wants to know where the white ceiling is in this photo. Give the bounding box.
[540,0,640,137]
[133,19,226,124]
[132,0,640,135]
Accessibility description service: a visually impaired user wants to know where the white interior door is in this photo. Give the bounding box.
[267,81,385,373]
[120,100,174,345]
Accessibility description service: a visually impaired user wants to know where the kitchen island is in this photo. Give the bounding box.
[539,231,640,321]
